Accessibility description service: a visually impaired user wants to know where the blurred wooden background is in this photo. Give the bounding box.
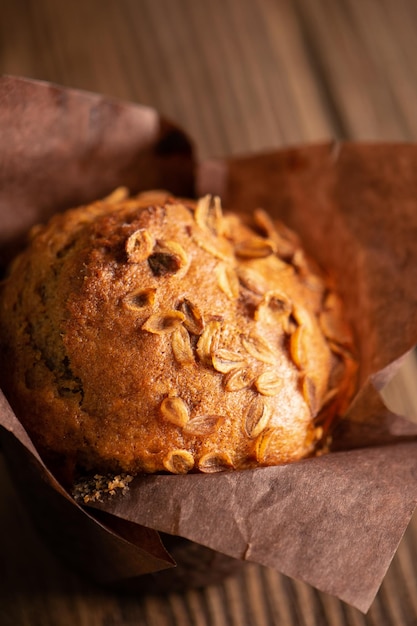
[1,0,417,624]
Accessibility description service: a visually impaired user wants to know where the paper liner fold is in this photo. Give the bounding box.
[0,75,194,268]
[198,143,417,383]
[90,442,417,611]
[1,429,176,583]
[1,76,417,613]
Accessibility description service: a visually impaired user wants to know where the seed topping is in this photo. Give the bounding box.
[123,287,156,311]
[234,237,275,259]
[148,240,188,276]
[183,414,223,436]
[255,291,293,329]
[255,428,276,464]
[212,349,247,373]
[254,370,282,396]
[236,266,268,296]
[198,452,234,473]
[244,395,272,439]
[196,321,221,366]
[171,325,195,365]
[160,396,189,427]
[163,450,195,474]
[194,194,224,234]
[216,262,240,299]
[289,326,307,370]
[142,310,185,334]
[253,208,298,258]
[302,375,320,416]
[126,229,154,263]
[241,333,275,365]
[223,367,254,392]
[177,298,205,335]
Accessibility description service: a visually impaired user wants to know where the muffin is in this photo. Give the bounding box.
[0,189,356,481]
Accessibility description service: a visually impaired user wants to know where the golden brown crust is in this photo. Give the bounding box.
[0,190,356,477]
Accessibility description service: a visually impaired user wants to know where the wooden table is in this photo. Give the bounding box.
[1,1,417,624]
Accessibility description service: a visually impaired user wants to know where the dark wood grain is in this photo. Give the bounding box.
[1,0,417,624]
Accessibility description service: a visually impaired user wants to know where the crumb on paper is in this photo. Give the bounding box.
[72,473,134,504]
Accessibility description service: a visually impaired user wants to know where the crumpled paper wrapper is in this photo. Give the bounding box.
[1,76,417,613]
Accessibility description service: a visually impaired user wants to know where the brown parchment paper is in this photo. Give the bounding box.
[0,75,194,268]
[1,76,417,613]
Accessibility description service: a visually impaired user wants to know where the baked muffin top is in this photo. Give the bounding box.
[0,189,356,480]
